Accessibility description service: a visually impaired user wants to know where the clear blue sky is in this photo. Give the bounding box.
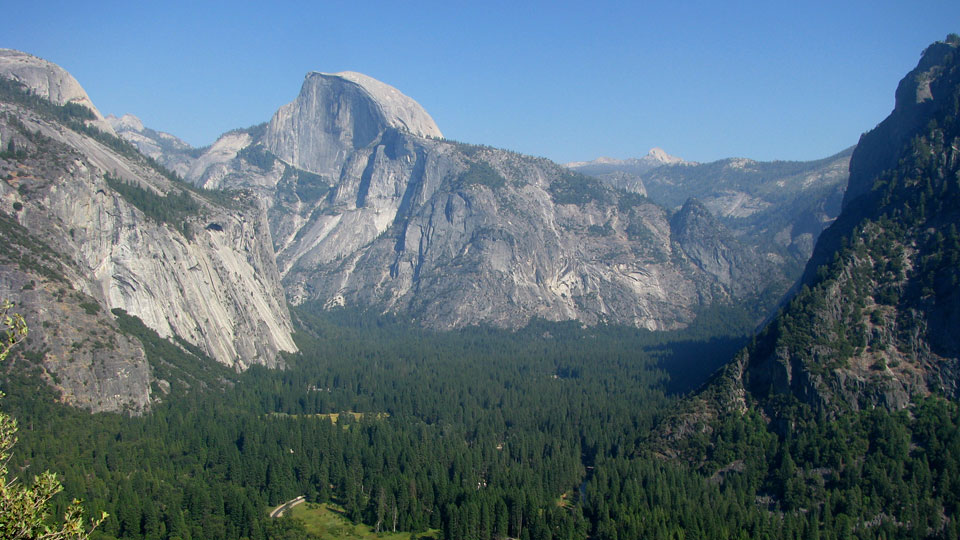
[3,1,958,164]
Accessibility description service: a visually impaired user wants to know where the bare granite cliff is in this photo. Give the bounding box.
[1,55,298,410]
[262,71,442,179]
[0,48,116,135]
[572,147,852,290]
[183,72,775,330]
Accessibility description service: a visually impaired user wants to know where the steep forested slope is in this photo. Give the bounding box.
[646,35,960,539]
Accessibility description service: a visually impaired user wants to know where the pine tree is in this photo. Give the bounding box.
[0,300,106,539]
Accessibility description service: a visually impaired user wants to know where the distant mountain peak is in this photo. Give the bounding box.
[646,147,684,164]
[105,113,145,132]
[564,147,687,169]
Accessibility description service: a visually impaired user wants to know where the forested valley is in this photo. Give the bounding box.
[4,301,959,540]
[2,302,730,540]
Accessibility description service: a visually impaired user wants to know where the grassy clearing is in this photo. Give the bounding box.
[287,502,438,540]
[267,411,389,424]
[316,412,389,424]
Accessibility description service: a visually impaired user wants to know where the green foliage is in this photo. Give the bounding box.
[548,171,610,205]
[586,223,612,237]
[237,143,276,171]
[0,77,96,126]
[656,41,960,539]
[1,301,28,362]
[453,161,506,190]
[3,306,686,540]
[0,211,67,283]
[756,43,960,381]
[624,218,654,242]
[78,302,100,316]
[286,502,428,540]
[616,190,647,212]
[0,138,26,161]
[0,406,106,539]
[241,122,269,141]
[111,308,235,394]
[7,295,960,540]
[1,302,105,539]
[104,173,200,237]
[285,167,330,202]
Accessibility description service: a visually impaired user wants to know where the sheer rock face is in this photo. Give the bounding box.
[842,41,960,209]
[262,72,442,179]
[670,198,764,296]
[30,113,295,371]
[331,72,443,139]
[0,48,116,135]
[745,39,960,415]
[573,147,852,290]
[1,57,298,411]
[0,266,154,414]
[294,146,710,331]
[183,72,773,331]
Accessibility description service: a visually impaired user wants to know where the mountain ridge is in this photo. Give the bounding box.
[0,45,866,410]
[140,67,791,331]
[1,60,298,411]
[653,35,960,460]
[0,48,116,136]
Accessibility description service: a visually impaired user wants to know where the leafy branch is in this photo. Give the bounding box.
[0,300,106,540]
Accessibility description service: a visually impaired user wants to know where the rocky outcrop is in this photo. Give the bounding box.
[0,220,152,413]
[671,198,765,296]
[842,41,960,208]
[1,57,298,410]
[296,145,712,330]
[565,148,691,196]
[658,37,960,439]
[262,72,442,179]
[187,71,773,330]
[752,37,960,413]
[4,109,296,370]
[106,113,196,178]
[578,148,852,291]
[0,48,115,136]
[330,72,443,139]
